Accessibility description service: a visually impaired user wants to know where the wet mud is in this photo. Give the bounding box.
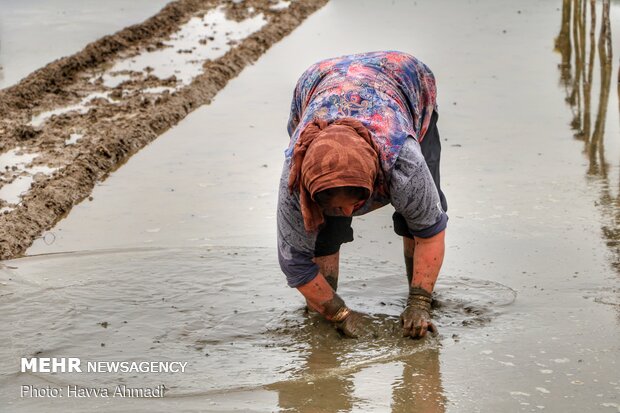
[0,0,328,260]
[1,0,619,411]
[0,246,514,411]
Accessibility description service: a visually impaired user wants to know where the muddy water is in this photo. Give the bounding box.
[0,247,515,411]
[2,0,620,411]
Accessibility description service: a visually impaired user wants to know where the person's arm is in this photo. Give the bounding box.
[391,140,447,294]
[412,229,445,293]
[398,229,445,338]
[390,139,448,338]
[276,161,319,287]
[297,273,348,320]
[277,161,374,338]
[296,274,374,338]
[276,162,347,318]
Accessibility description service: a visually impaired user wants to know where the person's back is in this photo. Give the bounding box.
[278,51,447,339]
[287,51,438,175]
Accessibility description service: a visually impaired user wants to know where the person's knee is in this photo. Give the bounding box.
[439,190,448,212]
[314,216,354,257]
[392,212,414,239]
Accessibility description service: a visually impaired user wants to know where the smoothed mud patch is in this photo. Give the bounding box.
[0,0,328,260]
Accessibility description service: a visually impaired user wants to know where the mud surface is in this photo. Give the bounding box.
[1,0,619,411]
[0,247,514,412]
[0,0,327,260]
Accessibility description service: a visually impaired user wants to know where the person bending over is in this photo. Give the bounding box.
[277,51,448,339]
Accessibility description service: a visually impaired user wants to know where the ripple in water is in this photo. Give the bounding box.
[0,247,516,397]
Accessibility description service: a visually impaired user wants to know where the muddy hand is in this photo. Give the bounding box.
[333,309,378,339]
[400,287,437,339]
[400,306,437,338]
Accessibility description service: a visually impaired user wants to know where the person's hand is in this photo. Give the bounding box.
[400,287,438,339]
[400,305,437,338]
[333,309,378,339]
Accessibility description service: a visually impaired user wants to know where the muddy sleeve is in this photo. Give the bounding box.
[390,138,448,238]
[277,159,320,287]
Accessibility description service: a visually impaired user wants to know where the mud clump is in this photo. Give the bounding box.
[0,0,329,260]
[14,125,40,141]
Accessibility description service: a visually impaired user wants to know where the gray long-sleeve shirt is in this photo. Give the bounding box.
[277,51,448,288]
[277,136,447,288]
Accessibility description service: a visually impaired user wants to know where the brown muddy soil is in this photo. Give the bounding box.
[0,0,327,260]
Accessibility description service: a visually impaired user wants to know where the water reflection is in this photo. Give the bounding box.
[390,348,445,413]
[266,311,446,412]
[264,267,514,412]
[555,0,619,273]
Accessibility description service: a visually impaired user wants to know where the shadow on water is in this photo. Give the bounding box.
[0,247,515,411]
[262,268,514,412]
[555,0,620,312]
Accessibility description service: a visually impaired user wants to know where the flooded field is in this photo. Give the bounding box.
[0,247,516,411]
[0,0,170,90]
[1,0,620,411]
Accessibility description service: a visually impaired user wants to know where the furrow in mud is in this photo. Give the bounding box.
[0,0,328,260]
